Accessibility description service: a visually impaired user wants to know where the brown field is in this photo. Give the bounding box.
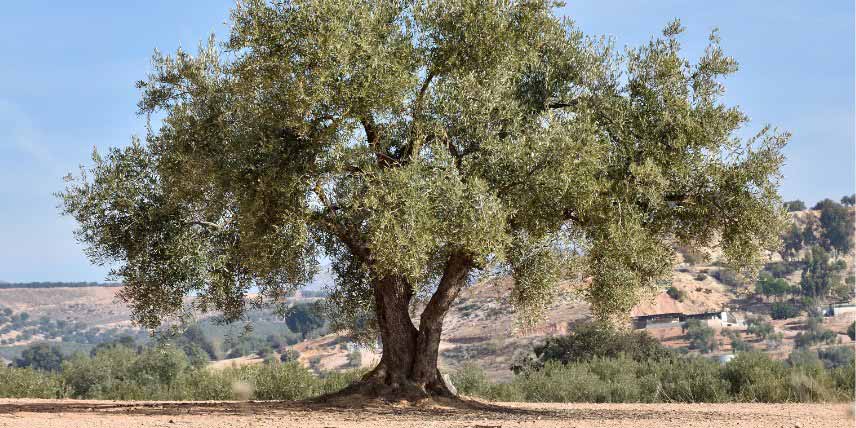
[0,399,852,428]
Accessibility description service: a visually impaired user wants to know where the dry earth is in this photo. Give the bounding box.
[0,399,852,428]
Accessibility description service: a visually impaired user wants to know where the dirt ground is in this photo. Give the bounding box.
[0,399,852,428]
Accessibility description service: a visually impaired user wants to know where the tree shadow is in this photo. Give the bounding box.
[0,398,660,421]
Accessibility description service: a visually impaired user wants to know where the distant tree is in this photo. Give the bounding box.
[815,199,854,254]
[770,302,800,320]
[800,246,845,302]
[285,303,325,339]
[280,348,301,363]
[794,316,836,348]
[178,325,217,360]
[801,217,820,247]
[685,319,718,353]
[755,272,793,301]
[534,322,674,365]
[58,1,788,398]
[90,335,140,357]
[746,316,775,340]
[784,200,806,212]
[666,285,687,302]
[840,194,855,207]
[130,346,188,387]
[722,329,752,353]
[780,223,803,261]
[848,322,855,341]
[15,343,64,372]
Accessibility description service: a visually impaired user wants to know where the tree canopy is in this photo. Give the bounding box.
[60,0,786,398]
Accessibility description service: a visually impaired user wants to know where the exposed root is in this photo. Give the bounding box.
[314,365,458,406]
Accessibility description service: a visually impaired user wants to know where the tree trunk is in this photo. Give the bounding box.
[330,254,471,401]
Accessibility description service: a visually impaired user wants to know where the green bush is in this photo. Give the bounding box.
[532,322,674,367]
[0,366,63,398]
[685,319,718,353]
[246,361,322,400]
[723,352,791,402]
[644,356,729,402]
[770,302,800,320]
[666,286,687,301]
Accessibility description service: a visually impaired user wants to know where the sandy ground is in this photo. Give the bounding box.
[0,399,852,428]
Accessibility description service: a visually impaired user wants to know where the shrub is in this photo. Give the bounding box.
[248,362,322,400]
[713,269,744,288]
[848,321,855,341]
[794,316,837,348]
[817,346,854,369]
[450,363,491,397]
[666,286,687,302]
[280,348,300,363]
[722,329,752,353]
[764,261,799,278]
[533,323,674,367]
[644,356,729,402]
[723,352,790,402]
[770,302,800,320]
[14,343,65,372]
[746,316,774,340]
[685,320,718,353]
[0,366,63,398]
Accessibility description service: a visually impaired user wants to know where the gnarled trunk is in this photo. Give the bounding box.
[333,254,471,401]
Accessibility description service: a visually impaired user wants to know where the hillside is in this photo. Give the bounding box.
[2,205,853,378]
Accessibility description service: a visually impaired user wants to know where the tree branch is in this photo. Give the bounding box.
[419,252,471,328]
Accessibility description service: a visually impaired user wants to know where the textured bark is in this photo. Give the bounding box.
[328,254,471,401]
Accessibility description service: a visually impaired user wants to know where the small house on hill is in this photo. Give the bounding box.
[633,310,744,329]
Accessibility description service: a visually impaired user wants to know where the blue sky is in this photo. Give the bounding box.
[0,1,853,282]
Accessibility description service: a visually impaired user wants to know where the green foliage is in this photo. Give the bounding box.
[848,321,855,341]
[783,200,806,212]
[684,319,718,353]
[780,223,803,260]
[770,302,800,320]
[0,366,64,398]
[815,199,854,254]
[816,346,855,369]
[14,343,65,372]
[666,285,687,302]
[746,315,775,340]
[721,329,752,353]
[755,272,793,301]
[456,351,852,403]
[280,348,300,363]
[530,323,674,368]
[58,1,787,342]
[284,303,326,339]
[800,246,845,302]
[722,352,791,402]
[763,261,799,278]
[712,268,745,288]
[794,316,837,349]
[841,194,855,207]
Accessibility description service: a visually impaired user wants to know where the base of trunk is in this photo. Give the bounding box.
[316,363,455,403]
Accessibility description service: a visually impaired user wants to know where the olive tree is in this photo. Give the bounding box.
[60,0,786,399]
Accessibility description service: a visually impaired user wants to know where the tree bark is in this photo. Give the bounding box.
[331,253,471,401]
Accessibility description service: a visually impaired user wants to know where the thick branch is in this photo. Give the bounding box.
[361,115,397,168]
[312,182,371,261]
[419,252,471,329]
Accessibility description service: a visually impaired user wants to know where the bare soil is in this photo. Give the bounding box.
[0,398,851,428]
